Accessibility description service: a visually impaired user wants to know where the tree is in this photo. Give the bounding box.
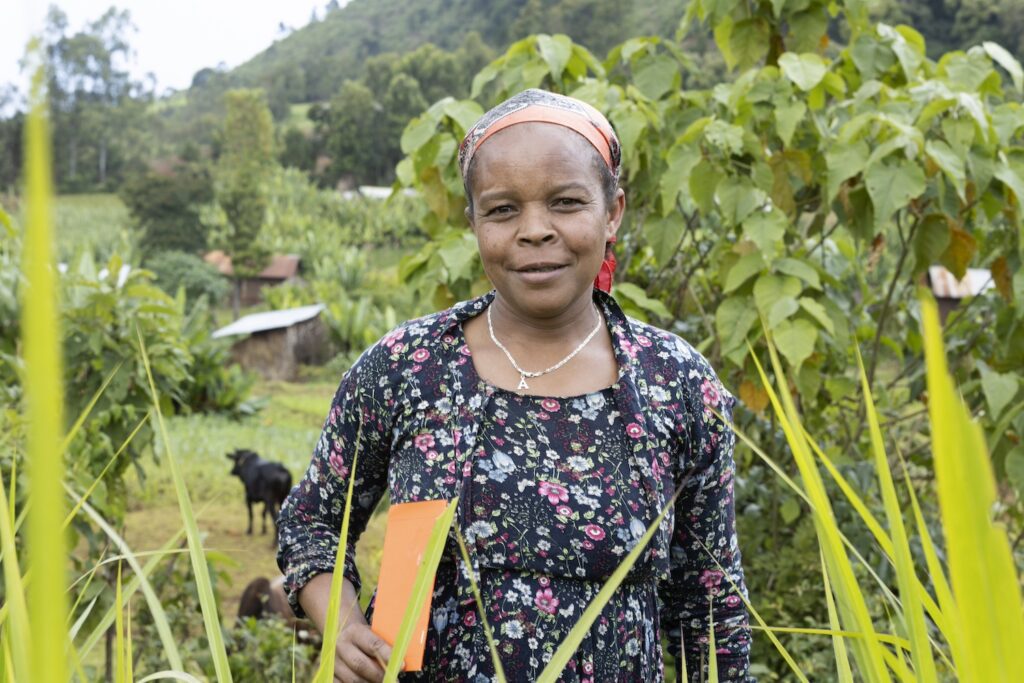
[0,86,23,192]
[120,162,214,256]
[318,80,385,185]
[216,89,275,316]
[42,5,151,191]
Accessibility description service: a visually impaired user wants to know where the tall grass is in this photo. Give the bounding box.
[21,54,67,683]
[748,293,1024,680]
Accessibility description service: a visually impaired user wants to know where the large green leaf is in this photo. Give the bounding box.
[778,52,828,91]
[980,366,1018,420]
[865,160,926,229]
[717,177,765,225]
[536,34,572,79]
[826,141,870,201]
[724,252,765,293]
[925,140,967,201]
[983,41,1024,93]
[753,274,802,323]
[634,53,679,100]
[773,318,818,369]
[729,18,770,70]
[912,214,952,274]
[775,100,807,147]
[742,210,788,260]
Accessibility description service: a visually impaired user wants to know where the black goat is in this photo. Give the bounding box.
[226,449,293,535]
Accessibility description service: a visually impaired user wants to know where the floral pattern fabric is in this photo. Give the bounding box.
[277,289,754,681]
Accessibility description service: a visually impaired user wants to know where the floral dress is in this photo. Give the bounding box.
[277,290,754,682]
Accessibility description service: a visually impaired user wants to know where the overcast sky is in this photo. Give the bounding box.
[2,0,329,97]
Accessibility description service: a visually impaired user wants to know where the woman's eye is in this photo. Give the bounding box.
[555,197,582,207]
[486,205,513,216]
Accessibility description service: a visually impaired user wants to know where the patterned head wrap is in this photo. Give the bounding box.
[459,89,622,292]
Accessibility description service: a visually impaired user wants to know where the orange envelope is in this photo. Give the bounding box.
[371,499,449,672]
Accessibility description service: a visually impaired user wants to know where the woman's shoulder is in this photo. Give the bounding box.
[351,294,489,371]
[622,315,720,380]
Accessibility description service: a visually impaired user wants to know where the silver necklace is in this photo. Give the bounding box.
[486,303,603,391]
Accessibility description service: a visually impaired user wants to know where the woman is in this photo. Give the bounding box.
[277,89,753,682]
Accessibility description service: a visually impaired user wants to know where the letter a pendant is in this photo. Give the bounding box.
[517,374,530,391]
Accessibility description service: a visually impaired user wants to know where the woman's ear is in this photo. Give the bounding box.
[606,187,626,240]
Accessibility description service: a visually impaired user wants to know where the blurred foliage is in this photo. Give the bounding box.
[216,89,275,279]
[0,235,257,526]
[121,162,214,256]
[145,250,230,307]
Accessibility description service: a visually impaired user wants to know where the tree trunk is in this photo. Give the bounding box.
[69,138,78,181]
[99,140,107,186]
[232,278,241,320]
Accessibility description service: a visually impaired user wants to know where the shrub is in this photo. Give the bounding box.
[120,163,214,256]
[145,249,230,306]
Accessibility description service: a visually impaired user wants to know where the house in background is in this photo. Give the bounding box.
[212,304,331,380]
[926,266,994,323]
[203,251,302,306]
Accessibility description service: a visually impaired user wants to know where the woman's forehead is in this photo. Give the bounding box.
[473,122,599,173]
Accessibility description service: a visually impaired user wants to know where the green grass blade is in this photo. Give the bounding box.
[454,528,508,683]
[751,340,890,683]
[899,455,960,673]
[535,487,681,683]
[115,561,126,683]
[691,533,808,683]
[60,360,124,454]
[67,487,184,670]
[291,626,297,683]
[707,601,718,683]
[22,49,67,683]
[920,292,1024,681]
[314,421,362,683]
[63,411,148,529]
[0,470,31,679]
[821,550,854,683]
[855,347,937,682]
[137,327,233,682]
[126,598,134,683]
[382,497,459,683]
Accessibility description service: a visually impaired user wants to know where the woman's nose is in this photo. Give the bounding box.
[516,205,557,244]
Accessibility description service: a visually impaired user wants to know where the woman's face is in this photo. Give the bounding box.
[466,122,625,322]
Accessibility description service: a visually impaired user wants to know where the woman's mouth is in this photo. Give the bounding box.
[513,263,568,282]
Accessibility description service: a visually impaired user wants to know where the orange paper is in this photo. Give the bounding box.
[371,499,449,672]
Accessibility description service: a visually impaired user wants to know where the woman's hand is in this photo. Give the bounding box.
[331,622,394,683]
[298,574,395,682]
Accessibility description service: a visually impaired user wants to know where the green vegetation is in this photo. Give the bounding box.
[2,0,1024,680]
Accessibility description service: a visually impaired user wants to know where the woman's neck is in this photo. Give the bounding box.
[487,291,600,348]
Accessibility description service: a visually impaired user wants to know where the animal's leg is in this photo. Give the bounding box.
[246,499,254,535]
[262,501,269,535]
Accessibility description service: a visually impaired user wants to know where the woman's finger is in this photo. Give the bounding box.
[339,636,386,682]
[353,626,394,669]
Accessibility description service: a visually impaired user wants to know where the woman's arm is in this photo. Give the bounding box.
[659,355,754,682]
[277,342,395,618]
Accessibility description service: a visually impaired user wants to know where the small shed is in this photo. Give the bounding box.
[927,266,994,322]
[212,304,331,380]
[203,251,302,306]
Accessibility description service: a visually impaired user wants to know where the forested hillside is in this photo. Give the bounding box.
[223,0,685,104]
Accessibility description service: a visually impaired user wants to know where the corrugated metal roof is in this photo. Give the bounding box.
[212,303,325,339]
[927,266,994,299]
